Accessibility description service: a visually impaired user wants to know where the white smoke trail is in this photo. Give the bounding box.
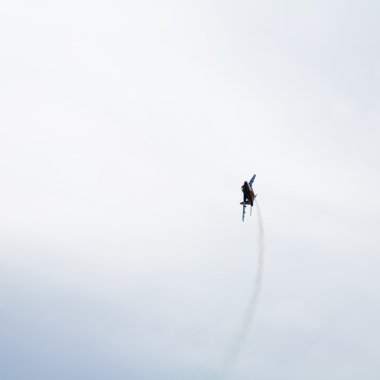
[222,200,264,374]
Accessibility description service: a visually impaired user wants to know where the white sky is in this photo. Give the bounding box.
[0,1,379,379]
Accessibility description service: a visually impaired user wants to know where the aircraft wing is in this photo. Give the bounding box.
[249,174,256,187]
[242,199,246,222]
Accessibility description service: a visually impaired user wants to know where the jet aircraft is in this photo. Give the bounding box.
[240,174,257,222]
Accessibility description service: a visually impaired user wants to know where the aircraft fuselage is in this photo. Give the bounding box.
[242,181,255,205]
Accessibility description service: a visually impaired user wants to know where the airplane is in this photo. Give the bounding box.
[240,174,257,222]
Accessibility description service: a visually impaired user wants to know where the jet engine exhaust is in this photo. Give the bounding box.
[222,200,264,375]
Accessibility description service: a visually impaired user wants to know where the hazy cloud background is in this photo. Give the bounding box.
[0,1,379,379]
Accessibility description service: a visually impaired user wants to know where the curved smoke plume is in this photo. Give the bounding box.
[222,200,264,374]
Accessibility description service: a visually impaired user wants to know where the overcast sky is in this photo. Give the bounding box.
[0,1,379,379]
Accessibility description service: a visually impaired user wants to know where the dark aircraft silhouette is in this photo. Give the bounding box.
[240,174,257,222]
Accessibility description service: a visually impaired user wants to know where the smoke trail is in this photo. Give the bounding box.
[222,200,264,374]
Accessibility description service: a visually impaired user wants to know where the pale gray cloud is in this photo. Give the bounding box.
[0,1,379,379]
